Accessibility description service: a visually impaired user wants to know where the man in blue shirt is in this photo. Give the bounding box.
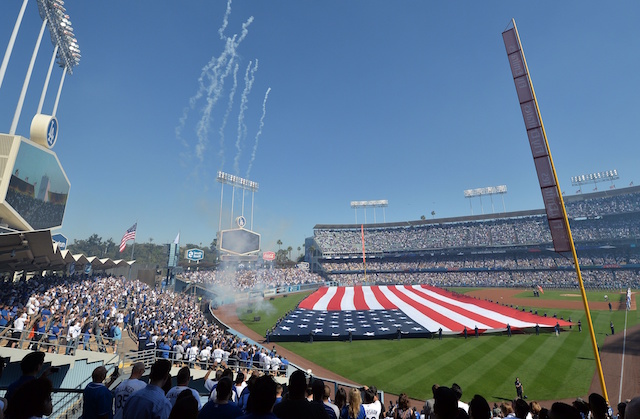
[83,366,115,419]
[123,359,172,419]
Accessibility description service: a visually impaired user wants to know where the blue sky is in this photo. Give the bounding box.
[0,1,638,255]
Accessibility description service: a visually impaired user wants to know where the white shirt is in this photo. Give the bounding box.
[113,378,147,419]
[363,401,382,419]
[166,385,202,410]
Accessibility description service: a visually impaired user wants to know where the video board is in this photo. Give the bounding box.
[5,140,70,230]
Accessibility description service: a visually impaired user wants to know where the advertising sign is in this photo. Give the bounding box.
[186,248,205,261]
[263,251,276,261]
[52,233,67,250]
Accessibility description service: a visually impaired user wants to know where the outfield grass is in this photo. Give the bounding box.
[513,288,627,303]
[237,289,639,402]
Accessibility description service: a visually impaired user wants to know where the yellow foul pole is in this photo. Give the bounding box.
[511,19,608,404]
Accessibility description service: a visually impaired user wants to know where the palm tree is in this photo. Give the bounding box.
[287,246,293,260]
[297,246,301,257]
[277,239,282,250]
[420,215,426,220]
[431,210,436,219]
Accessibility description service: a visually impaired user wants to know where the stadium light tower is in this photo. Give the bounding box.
[463,185,507,215]
[7,0,81,135]
[350,200,388,224]
[571,170,618,193]
[216,171,259,232]
[36,0,81,115]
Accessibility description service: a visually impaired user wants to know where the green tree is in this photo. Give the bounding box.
[277,239,283,250]
[287,246,293,260]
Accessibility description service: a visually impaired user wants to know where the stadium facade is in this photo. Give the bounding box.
[306,186,640,290]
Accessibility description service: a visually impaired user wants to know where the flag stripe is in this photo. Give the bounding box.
[362,286,385,310]
[421,285,571,328]
[370,285,397,309]
[353,286,369,310]
[327,287,346,311]
[315,287,338,309]
[299,286,329,310]
[341,287,356,310]
[384,285,465,332]
[413,285,532,328]
[405,285,500,329]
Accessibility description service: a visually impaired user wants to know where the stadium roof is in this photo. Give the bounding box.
[314,185,640,230]
[0,230,133,273]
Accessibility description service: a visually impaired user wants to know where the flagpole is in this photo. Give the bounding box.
[128,221,137,279]
[361,225,367,283]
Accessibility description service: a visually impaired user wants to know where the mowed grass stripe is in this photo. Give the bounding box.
[461,335,542,399]
[529,330,595,399]
[456,335,544,399]
[239,290,639,401]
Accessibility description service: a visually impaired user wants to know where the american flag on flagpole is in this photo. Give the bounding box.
[119,223,137,252]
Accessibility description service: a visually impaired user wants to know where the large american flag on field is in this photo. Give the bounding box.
[269,285,572,342]
[119,223,137,252]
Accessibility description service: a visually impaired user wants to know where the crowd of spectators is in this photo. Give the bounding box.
[313,192,640,255]
[329,269,637,289]
[314,215,640,255]
[0,272,295,376]
[182,268,323,291]
[320,251,640,288]
[2,349,636,419]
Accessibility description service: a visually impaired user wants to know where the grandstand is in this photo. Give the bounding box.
[307,186,640,289]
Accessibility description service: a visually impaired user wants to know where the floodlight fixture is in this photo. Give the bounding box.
[463,184,508,215]
[350,200,388,209]
[216,171,259,192]
[37,0,81,74]
[350,200,388,224]
[571,169,619,191]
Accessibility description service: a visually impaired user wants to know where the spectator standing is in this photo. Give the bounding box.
[123,359,173,419]
[515,378,525,400]
[5,351,45,401]
[273,370,328,419]
[166,367,202,410]
[4,377,53,419]
[198,377,242,419]
[83,366,117,419]
[238,375,278,419]
[168,390,199,419]
[113,362,147,419]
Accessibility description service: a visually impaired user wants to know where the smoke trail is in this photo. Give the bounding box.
[195,45,236,161]
[175,6,254,159]
[218,0,232,40]
[195,16,254,161]
[246,87,271,177]
[218,62,240,171]
[233,60,258,174]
